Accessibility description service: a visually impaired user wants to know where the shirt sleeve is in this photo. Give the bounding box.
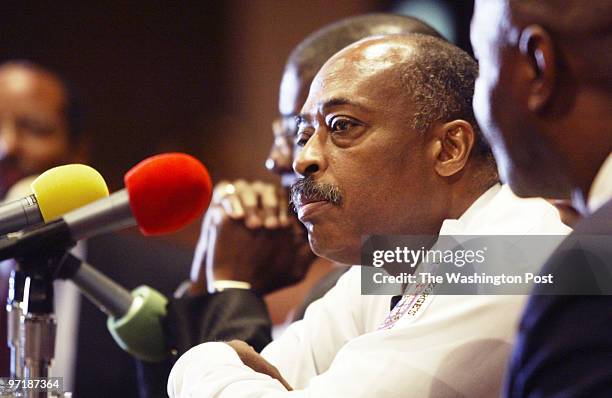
[260,267,365,388]
[167,267,370,397]
[167,342,295,398]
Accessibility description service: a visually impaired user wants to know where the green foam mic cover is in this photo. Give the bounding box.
[107,285,169,362]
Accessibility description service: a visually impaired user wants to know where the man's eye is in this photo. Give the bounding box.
[329,117,356,133]
[18,118,54,137]
[295,134,309,147]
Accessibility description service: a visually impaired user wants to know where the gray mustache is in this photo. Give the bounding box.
[290,176,343,212]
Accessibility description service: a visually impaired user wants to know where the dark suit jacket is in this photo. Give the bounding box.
[505,199,612,397]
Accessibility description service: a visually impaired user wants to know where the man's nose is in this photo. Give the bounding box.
[293,132,326,178]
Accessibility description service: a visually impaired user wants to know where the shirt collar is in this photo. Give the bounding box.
[588,152,612,214]
[438,183,502,235]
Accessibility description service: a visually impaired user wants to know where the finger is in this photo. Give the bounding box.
[236,180,261,228]
[277,188,291,228]
[213,181,245,218]
[190,239,206,283]
[221,195,245,219]
[259,184,280,229]
[212,181,233,204]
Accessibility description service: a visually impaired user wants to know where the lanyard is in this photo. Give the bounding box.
[377,261,440,330]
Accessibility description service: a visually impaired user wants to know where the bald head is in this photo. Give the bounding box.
[287,14,442,84]
[278,14,441,116]
[0,63,66,113]
[0,62,84,139]
[510,0,612,35]
[313,34,492,159]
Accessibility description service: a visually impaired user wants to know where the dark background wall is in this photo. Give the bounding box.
[0,0,475,324]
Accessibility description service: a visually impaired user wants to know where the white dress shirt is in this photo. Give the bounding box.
[168,184,571,398]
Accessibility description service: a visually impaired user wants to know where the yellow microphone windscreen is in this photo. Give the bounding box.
[31,164,110,222]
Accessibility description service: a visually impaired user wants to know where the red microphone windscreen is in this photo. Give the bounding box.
[124,153,212,235]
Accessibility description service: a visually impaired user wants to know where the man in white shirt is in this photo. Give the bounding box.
[470,1,612,396]
[168,34,570,398]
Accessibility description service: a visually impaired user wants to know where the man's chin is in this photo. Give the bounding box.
[308,232,359,265]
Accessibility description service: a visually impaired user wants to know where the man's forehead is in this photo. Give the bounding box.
[303,72,366,115]
[326,39,415,75]
[303,40,414,112]
[0,67,66,107]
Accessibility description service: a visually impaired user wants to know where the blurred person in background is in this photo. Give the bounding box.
[0,61,87,381]
[471,0,612,396]
[0,61,87,198]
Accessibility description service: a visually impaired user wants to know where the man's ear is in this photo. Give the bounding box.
[518,25,556,112]
[430,120,475,177]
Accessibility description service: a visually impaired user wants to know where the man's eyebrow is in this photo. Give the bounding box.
[320,97,368,113]
[296,97,368,127]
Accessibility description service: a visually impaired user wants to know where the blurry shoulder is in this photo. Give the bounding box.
[476,185,571,235]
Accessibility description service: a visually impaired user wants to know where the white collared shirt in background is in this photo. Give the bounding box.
[49,243,83,393]
[168,184,570,398]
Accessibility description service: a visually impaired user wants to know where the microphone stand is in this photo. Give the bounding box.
[21,269,55,398]
[6,268,26,380]
[6,249,72,398]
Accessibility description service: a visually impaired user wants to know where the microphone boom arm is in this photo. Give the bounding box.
[55,252,170,362]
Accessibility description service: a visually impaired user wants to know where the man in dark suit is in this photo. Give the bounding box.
[470,0,612,396]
